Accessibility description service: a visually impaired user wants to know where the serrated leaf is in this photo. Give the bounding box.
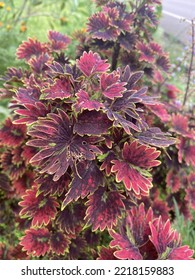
[62,161,104,208]
[19,185,59,227]
[101,72,126,100]
[57,204,85,234]
[111,160,152,195]
[74,89,103,112]
[87,12,119,41]
[41,77,72,100]
[50,232,70,255]
[122,141,161,168]
[77,51,110,77]
[85,186,125,231]
[20,228,50,257]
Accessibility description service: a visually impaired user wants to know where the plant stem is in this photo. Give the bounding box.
[183,19,195,106]
[111,42,120,71]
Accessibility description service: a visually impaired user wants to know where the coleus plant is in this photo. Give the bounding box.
[0,0,194,260]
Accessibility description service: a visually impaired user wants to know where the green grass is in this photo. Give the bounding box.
[173,199,195,257]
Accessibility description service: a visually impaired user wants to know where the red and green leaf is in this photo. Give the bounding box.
[19,185,59,227]
[85,186,125,231]
[20,228,50,257]
[0,118,26,147]
[77,51,110,77]
[111,160,152,196]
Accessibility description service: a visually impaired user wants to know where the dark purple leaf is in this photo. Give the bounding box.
[62,161,104,208]
[87,12,119,41]
[85,186,125,231]
[74,110,112,136]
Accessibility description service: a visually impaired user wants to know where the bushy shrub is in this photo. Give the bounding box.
[0,0,194,260]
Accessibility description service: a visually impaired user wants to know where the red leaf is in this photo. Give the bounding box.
[73,110,112,136]
[185,145,195,166]
[104,5,132,32]
[15,86,40,105]
[77,51,110,77]
[62,161,104,208]
[147,103,170,122]
[50,232,70,255]
[14,102,50,125]
[166,84,180,99]
[107,110,141,134]
[185,187,195,211]
[100,72,126,99]
[48,30,71,51]
[122,141,161,168]
[137,42,154,63]
[111,141,160,196]
[138,127,176,148]
[156,55,170,72]
[16,38,47,61]
[111,160,152,195]
[110,230,143,260]
[127,204,153,245]
[149,42,163,54]
[172,114,188,133]
[36,173,70,196]
[19,185,59,227]
[20,228,50,257]
[149,217,194,259]
[29,53,51,74]
[0,118,26,147]
[1,150,26,180]
[119,32,136,52]
[85,186,125,231]
[74,89,103,112]
[149,218,175,255]
[27,109,102,181]
[41,77,72,100]
[100,151,116,176]
[168,246,194,260]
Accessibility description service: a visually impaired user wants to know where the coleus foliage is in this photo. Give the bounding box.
[0,0,194,260]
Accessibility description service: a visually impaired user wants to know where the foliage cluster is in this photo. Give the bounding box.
[0,0,194,260]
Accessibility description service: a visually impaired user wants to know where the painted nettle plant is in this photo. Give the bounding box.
[0,0,194,260]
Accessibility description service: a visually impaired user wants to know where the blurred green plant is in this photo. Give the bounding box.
[173,198,195,257]
[0,0,95,74]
